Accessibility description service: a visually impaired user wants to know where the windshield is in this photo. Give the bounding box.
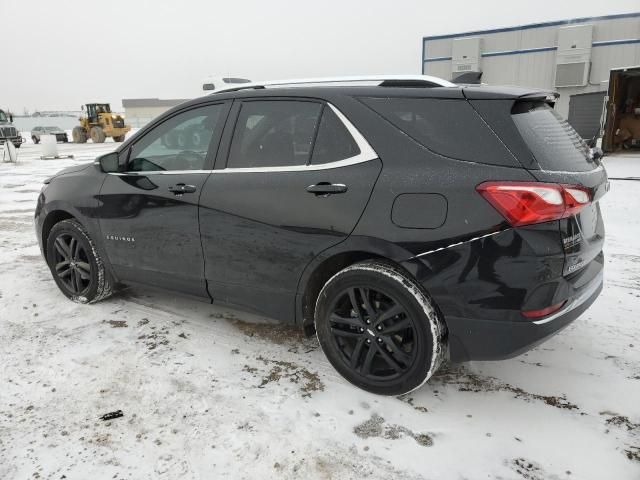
[512,102,596,172]
[0,111,7,122]
[44,126,60,131]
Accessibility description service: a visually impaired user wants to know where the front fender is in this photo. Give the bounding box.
[35,167,115,280]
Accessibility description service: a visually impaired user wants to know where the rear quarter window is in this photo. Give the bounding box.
[359,97,519,167]
[511,102,596,172]
[310,107,360,164]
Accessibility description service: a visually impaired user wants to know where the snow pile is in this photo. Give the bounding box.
[0,146,638,479]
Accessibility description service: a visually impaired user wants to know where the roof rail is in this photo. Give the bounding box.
[210,75,456,93]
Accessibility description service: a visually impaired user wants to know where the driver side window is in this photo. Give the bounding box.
[128,104,224,172]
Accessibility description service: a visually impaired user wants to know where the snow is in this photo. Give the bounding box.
[1,144,639,479]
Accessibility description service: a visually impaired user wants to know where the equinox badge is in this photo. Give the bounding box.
[106,234,135,243]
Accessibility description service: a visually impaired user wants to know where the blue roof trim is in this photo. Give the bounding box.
[424,56,453,63]
[422,12,640,41]
[423,38,640,63]
[482,46,557,58]
[592,38,640,47]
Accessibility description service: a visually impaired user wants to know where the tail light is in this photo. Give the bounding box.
[476,181,591,227]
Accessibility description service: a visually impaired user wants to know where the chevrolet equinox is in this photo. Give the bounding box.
[35,76,607,395]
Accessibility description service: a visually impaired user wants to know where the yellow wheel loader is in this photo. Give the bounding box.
[72,103,130,144]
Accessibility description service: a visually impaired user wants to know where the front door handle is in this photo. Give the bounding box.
[306,182,348,196]
[168,183,197,194]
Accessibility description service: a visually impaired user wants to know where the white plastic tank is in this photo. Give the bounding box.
[40,134,58,158]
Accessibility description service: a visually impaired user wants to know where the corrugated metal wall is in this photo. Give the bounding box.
[423,13,640,117]
[567,91,607,141]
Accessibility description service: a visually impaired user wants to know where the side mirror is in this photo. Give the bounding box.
[9,113,13,122]
[97,152,120,173]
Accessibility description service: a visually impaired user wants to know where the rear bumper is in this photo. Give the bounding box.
[446,270,603,361]
[400,226,604,363]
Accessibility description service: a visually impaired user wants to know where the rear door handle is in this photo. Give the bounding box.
[306,182,348,196]
[168,183,197,194]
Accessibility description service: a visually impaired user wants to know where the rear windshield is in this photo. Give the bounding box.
[512,102,596,172]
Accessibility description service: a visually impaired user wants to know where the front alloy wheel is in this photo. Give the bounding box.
[52,232,92,295]
[46,219,113,303]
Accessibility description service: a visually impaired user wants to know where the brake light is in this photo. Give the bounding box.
[476,181,591,227]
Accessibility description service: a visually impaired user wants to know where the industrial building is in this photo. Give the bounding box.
[422,12,640,139]
[122,98,189,128]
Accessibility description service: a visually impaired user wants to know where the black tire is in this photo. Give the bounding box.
[46,219,114,303]
[315,260,446,395]
[32,136,39,144]
[72,126,87,144]
[113,135,125,142]
[90,126,106,143]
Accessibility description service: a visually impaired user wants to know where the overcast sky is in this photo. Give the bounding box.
[2,0,638,112]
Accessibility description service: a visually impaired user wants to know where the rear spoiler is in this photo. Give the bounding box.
[462,86,559,103]
[517,91,560,105]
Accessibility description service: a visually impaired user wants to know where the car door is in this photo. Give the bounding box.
[199,98,382,320]
[96,101,230,297]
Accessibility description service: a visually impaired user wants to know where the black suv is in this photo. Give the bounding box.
[35,76,606,395]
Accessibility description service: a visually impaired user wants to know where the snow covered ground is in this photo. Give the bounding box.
[1,143,639,479]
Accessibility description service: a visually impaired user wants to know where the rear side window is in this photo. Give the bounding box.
[228,100,322,168]
[310,107,360,164]
[511,102,596,172]
[360,97,517,166]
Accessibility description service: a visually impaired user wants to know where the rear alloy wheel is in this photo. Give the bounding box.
[46,219,113,303]
[90,126,106,143]
[315,260,446,395]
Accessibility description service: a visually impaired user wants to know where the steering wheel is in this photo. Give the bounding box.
[173,150,203,170]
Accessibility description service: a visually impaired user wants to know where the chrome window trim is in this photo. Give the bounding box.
[106,169,212,176]
[216,155,373,173]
